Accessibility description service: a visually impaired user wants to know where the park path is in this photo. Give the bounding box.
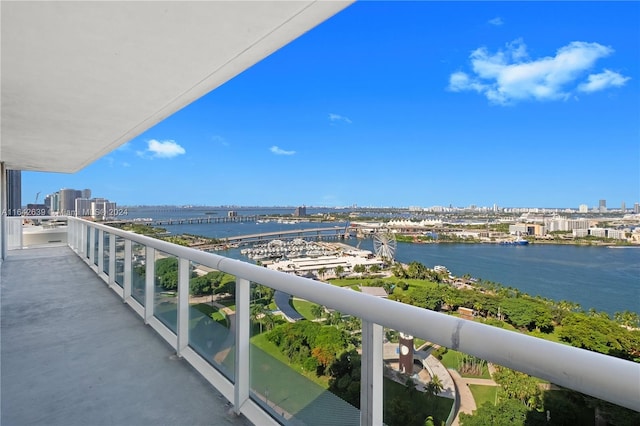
[449,369,478,426]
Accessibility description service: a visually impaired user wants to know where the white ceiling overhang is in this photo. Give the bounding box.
[1,1,352,172]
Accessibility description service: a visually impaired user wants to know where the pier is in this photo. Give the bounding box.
[223,227,349,244]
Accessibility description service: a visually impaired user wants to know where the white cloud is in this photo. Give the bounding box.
[578,69,631,93]
[448,39,629,105]
[270,146,296,155]
[328,113,352,124]
[488,17,503,26]
[138,139,186,158]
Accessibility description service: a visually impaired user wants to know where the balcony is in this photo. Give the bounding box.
[2,217,639,425]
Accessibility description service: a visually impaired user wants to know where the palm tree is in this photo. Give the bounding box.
[425,374,444,412]
[250,304,266,333]
[318,267,326,279]
[334,265,345,278]
[261,310,275,331]
[310,304,324,319]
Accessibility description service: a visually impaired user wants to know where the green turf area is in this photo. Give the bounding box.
[469,384,498,408]
[191,303,227,324]
[291,298,317,320]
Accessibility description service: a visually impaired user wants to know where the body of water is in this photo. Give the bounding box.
[123,207,640,316]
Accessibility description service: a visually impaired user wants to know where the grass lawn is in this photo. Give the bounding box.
[384,378,454,426]
[191,303,227,324]
[291,298,318,320]
[469,384,498,408]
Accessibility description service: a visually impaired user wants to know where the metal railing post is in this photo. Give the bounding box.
[109,233,116,283]
[144,246,155,323]
[360,321,383,426]
[177,258,190,356]
[234,278,250,414]
[97,229,104,272]
[124,239,132,301]
[89,225,96,264]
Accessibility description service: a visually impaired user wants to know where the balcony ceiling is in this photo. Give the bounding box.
[0,1,351,172]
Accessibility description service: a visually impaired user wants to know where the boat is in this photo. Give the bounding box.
[500,235,529,245]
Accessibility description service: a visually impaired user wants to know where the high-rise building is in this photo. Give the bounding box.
[293,206,307,217]
[75,198,93,217]
[598,199,607,213]
[50,192,60,213]
[634,203,640,214]
[6,170,21,216]
[82,189,91,199]
[621,201,626,212]
[58,188,78,216]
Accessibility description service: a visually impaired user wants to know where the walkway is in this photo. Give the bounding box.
[1,246,251,426]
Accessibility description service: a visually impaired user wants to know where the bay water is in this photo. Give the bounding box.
[124,207,639,316]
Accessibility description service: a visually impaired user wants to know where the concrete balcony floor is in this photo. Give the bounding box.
[1,246,251,426]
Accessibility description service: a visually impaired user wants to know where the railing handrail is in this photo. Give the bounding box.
[67,216,640,412]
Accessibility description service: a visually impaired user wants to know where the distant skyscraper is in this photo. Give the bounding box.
[82,189,91,199]
[634,203,640,214]
[51,192,60,213]
[621,201,626,212]
[598,199,607,213]
[293,206,307,217]
[75,198,93,217]
[6,170,21,216]
[58,188,78,215]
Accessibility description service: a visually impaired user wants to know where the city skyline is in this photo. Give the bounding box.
[21,2,639,208]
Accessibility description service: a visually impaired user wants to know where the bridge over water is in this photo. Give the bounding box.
[222,227,349,244]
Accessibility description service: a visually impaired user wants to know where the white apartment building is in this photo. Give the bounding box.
[573,228,626,240]
[545,218,590,232]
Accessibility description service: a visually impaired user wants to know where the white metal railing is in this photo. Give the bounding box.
[11,216,640,423]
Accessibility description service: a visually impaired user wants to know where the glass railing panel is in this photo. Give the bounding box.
[102,232,110,275]
[6,217,23,250]
[114,236,125,287]
[16,217,68,248]
[131,242,145,305]
[249,285,361,425]
[153,250,178,333]
[382,330,455,426]
[187,262,235,381]
[93,228,99,266]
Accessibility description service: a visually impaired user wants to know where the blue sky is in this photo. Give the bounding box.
[23,1,639,209]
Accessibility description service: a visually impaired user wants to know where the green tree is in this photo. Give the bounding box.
[328,350,361,408]
[392,262,408,278]
[407,261,428,279]
[459,399,529,426]
[155,257,179,290]
[492,366,540,409]
[614,310,640,328]
[334,265,345,277]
